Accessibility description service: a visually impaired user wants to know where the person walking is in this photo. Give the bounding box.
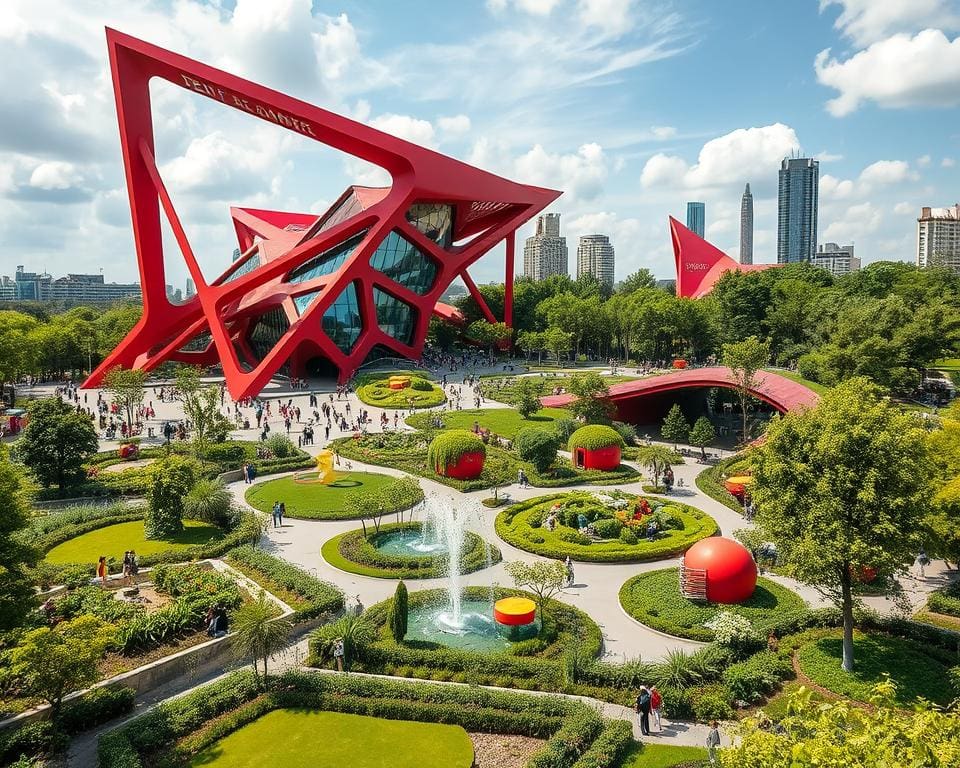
[650,686,663,731]
[635,686,651,736]
[271,501,280,528]
[916,546,930,578]
[122,551,131,584]
[96,556,108,586]
[564,556,575,587]
[278,502,286,527]
[706,721,721,764]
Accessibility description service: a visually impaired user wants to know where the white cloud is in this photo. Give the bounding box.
[917,154,932,167]
[640,123,800,190]
[490,0,563,16]
[823,201,883,241]
[577,0,636,36]
[943,157,956,167]
[515,142,608,201]
[820,0,960,46]
[29,161,82,190]
[894,201,914,215]
[820,159,916,201]
[650,125,677,139]
[859,159,914,187]
[437,114,472,137]
[819,174,855,200]
[816,150,844,162]
[369,114,437,148]
[816,30,960,116]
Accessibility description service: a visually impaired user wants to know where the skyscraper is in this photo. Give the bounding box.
[812,243,860,276]
[523,213,568,280]
[185,278,195,298]
[739,183,754,265]
[576,234,615,289]
[777,157,819,263]
[686,202,705,237]
[917,204,960,273]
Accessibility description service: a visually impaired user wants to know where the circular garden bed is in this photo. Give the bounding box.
[618,567,807,641]
[321,522,501,579]
[794,629,958,707]
[245,471,424,520]
[356,375,446,409]
[495,492,718,562]
[44,519,225,565]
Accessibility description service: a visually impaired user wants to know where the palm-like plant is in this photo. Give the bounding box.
[310,614,374,669]
[652,648,702,690]
[232,590,291,687]
[183,478,233,525]
[635,445,675,487]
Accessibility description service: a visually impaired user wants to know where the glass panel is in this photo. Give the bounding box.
[322,282,362,353]
[222,250,261,284]
[246,307,290,363]
[288,232,365,284]
[405,204,454,247]
[311,194,364,237]
[178,330,212,353]
[293,291,320,316]
[373,287,415,344]
[369,231,437,295]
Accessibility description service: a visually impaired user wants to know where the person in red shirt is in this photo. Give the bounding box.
[650,686,663,731]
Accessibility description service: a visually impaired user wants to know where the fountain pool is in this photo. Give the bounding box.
[406,598,540,652]
[375,528,448,557]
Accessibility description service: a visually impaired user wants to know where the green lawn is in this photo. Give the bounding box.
[616,742,709,768]
[406,406,569,438]
[355,371,445,409]
[44,519,224,565]
[245,471,423,520]
[795,631,956,707]
[188,709,474,768]
[619,568,807,641]
[933,358,960,371]
[763,368,830,396]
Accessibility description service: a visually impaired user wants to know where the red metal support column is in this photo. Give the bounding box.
[460,270,498,324]
[504,231,515,327]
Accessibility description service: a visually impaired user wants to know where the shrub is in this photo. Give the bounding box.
[690,684,733,721]
[705,611,762,654]
[558,529,591,546]
[552,417,579,441]
[0,721,68,765]
[265,433,296,459]
[590,517,622,539]
[183,478,234,526]
[612,421,637,446]
[619,527,638,545]
[145,456,196,538]
[722,650,793,703]
[410,377,433,392]
[567,425,625,453]
[58,685,136,734]
[389,581,408,642]
[426,430,486,472]
[515,427,561,472]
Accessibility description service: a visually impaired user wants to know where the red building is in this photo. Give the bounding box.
[83,30,560,400]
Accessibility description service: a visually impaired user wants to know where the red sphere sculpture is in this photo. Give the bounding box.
[684,537,757,604]
[440,451,485,480]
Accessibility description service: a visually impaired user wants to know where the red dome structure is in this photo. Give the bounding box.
[682,537,757,604]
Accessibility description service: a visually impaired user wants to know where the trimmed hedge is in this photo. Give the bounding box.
[569,719,634,768]
[226,545,344,621]
[694,453,750,513]
[321,522,501,579]
[567,425,624,453]
[357,376,446,409]
[427,430,486,472]
[496,492,717,563]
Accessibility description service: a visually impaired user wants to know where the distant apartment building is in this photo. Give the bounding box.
[185,278,196,298]
[523,213,568,280]
[739,183,753,264]
[686,202,705,237]
[0,266,141,304]
[576,234,615,289]
[917,204,960,273]
[777,157,819,263]
[812,243,860,277]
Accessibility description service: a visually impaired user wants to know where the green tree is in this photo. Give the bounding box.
[750,378,932,672]
[661,404,690,449]
[232,590,291,687]
[617,268,656,294]
[102,365,148,431]
[0,446,38,631]
[926,401,960,567]
[10,615,115,717]
[722,335,770,443]
[0,311,39,384]
[720,682,960,768]
[175,365,231,457]
[514,427,560,472]
[513,377,541,419]
[543,326,572,366]
[18,398,98,491]
[688,416,716,460]
[145,456,196,538]
[466,320,512,355]
[389,580,408,642]
[504,560,567,620]
[567,372,614,424]
[635,445,675,487]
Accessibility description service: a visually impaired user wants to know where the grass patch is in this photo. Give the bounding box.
[406,406,568,439]
[694,454,749,514]
[913,610,960,632]
[763,368,830,396]
[479,373,638,406]
[44,519,224,565]
[244,471,423,520]
[496,493,717,563]
[795,630,957,707]
[616,742,709,768]
[933,358,960,371]
[187,709,474,768]
[619,568,807,641]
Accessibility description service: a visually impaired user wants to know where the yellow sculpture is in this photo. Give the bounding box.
[315,449,338,484]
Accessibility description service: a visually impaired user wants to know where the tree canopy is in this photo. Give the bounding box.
[18,397,98,491]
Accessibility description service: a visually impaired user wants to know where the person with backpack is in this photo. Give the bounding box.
[635,686,652,736]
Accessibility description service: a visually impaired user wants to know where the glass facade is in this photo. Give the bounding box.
[222,250,261,284]
[293,290,320,316]
[369,231,437,295]
[246,307,290,362]
[373,287,415,345]
[288,232,365,284]
[322,282,362,353]
[178,330,212,352]
[405,204,454,247]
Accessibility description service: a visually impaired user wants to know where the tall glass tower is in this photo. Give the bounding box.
[686,202,705,237]
[739,183,753,264]
[777,157,818,263]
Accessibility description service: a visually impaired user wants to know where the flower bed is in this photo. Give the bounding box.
[321,522,501,579]
[356,374,446,409]
[97,669,623,768]
[495,493,718,563]
[225,546,344,622]
[618,567,807,641]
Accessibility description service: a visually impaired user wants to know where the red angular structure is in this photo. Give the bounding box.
[84,30,561,400]
[671,217,778,299]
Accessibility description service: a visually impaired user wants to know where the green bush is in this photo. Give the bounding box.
[515,427,561,472]
[410,377,433,392]
[694,453,750,512]
[0,721,67,765]
[619,527,638,545]
[567,425,624,453]
[427,430,486,473]
[722,650,793,703]
[552,417,579,442]
[928,590,960,618]
[590,517,623,539]
[57,685,136,734]
[690,684,734,721]
[265,433,296,459]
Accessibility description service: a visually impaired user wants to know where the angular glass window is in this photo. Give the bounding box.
[177,330,212,353]
[246,307,290,363]
[288,232,366,284]
[322,281,362,353]
[373,287,415,345]
[220,249,261,284]
[405,203,454,247]
[293,290,321,316]
[369,231,437,295]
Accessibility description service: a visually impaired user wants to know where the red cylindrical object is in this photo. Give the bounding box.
[578,444,621,471]
[438,451,485,479]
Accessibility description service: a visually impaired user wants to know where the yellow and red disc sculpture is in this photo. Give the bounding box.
[388,375,411,390]
[493,597,536,627]
[724,474,753,499]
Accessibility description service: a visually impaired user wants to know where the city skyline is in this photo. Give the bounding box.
[0,1,957,285]
[778,156,820,263]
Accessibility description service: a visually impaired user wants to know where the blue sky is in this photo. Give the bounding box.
[1,0,958,289]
